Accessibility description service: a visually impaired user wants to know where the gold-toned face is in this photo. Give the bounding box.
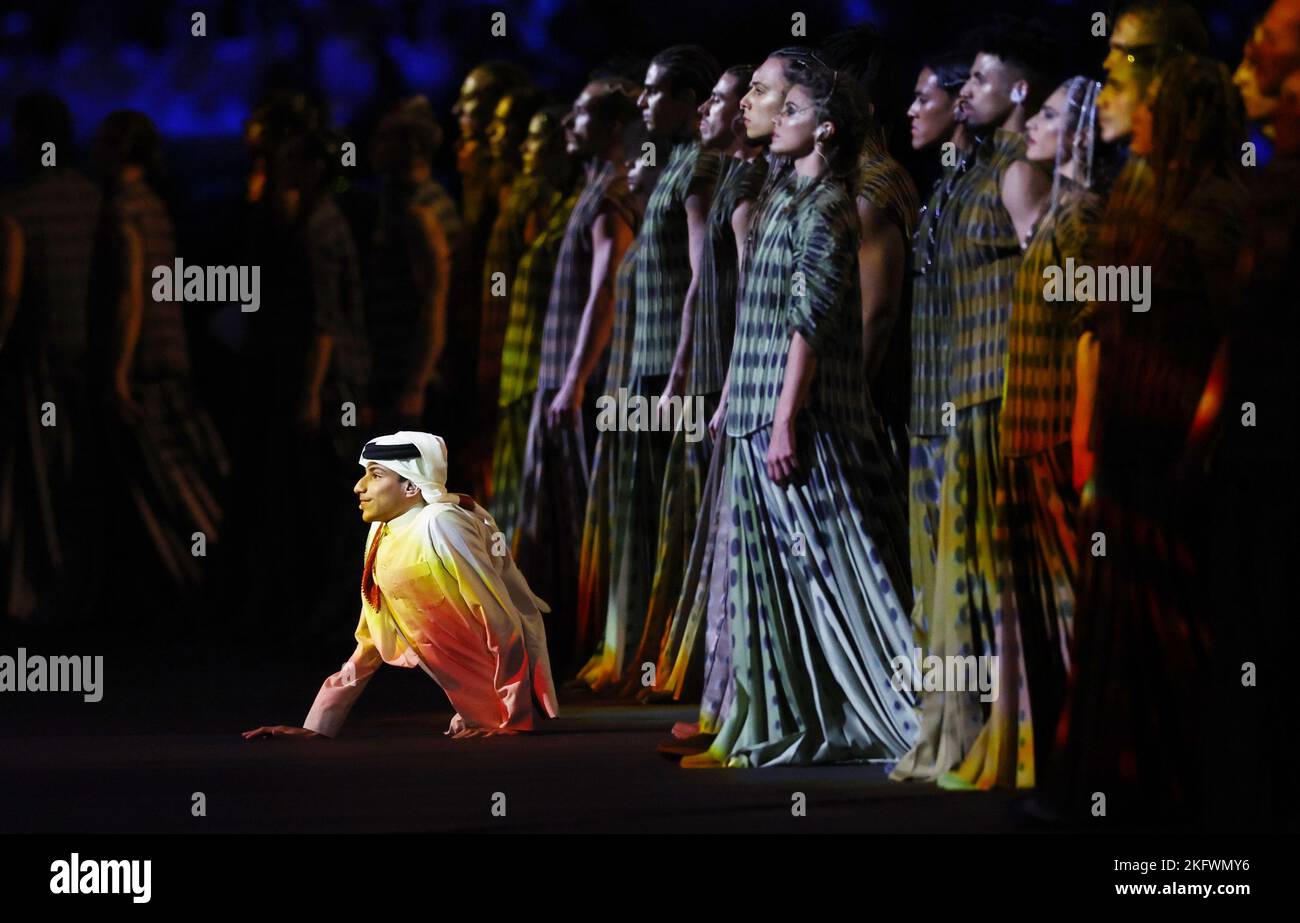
[520,111,557,176]
[486,96,514,159]
[354,463,420,523]
[452,68,495,141]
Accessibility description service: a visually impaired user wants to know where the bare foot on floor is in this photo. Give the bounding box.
[671,721,700,740]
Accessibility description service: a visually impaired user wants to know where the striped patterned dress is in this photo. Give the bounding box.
[489,185,576,541]
[582,141,720,690]
[630,140,721,380]
[479,175,547,405]
[575,235,643,679]
[947,182,1101,790]
[705,173,915,767]
[515,161,637,676]
[99,178,228,591]
[624,154,768,695]
[0,168,101,621]
[950,129,1027,411]
[687,155,769,396]
[537,161,637,392]
[648,154,768,702]
[892,128,1027,785]
[905,154,969,656]
[1052,174,1245,820]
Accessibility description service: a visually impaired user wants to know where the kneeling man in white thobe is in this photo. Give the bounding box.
[244,431,558,740]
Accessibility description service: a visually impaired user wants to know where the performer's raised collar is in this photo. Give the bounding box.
[380,502,427,535]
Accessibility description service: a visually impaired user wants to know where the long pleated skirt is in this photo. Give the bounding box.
[513,387,591,676]
[573,425,618,673]
[108,378,227,587]
[1,362,94,622]
[890,402,1016,782]
[656,429,732,711]
[708,416,916,767]
[576,374,672,690]
[946,443,1077,789]
[906,434,946,652]
[621,393,718,695]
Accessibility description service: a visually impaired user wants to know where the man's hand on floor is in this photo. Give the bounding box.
[242,726,323,740]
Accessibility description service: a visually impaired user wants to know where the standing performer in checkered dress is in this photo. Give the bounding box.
[891,23,1058,785]
[684,61,914,769]
[946,76,1102,791]
[658,52,791,748]
[899,51,971,659]
[489,107,578,541]
[625,63,765,699]
[475,86,550,491]
[575,46,722,691]
[0,93,101,622]
[512,80,640,676]
[571,151,659,678]
[92,111,229,605]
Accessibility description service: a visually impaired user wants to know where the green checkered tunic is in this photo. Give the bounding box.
[607,234,644,392]
[1001,182,1102,458]
[480,175,548,392]
[909,157,971,436]
[725,173,869,439]
[949,128,1028,411]
[631,140,721,379]
[687,155,768,396]
[497,187,577,407]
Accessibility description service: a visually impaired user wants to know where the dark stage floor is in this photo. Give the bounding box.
[0,635,1035,833]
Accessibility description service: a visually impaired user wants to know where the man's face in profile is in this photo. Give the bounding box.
[354,463,418,523]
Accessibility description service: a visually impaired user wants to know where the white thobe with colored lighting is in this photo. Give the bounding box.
[304,495,559,736]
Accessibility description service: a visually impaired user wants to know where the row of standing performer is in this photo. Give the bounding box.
[2,0,1293,826]
[480,1,1292,825]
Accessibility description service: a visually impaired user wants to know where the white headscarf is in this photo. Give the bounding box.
[358,431,448,503]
